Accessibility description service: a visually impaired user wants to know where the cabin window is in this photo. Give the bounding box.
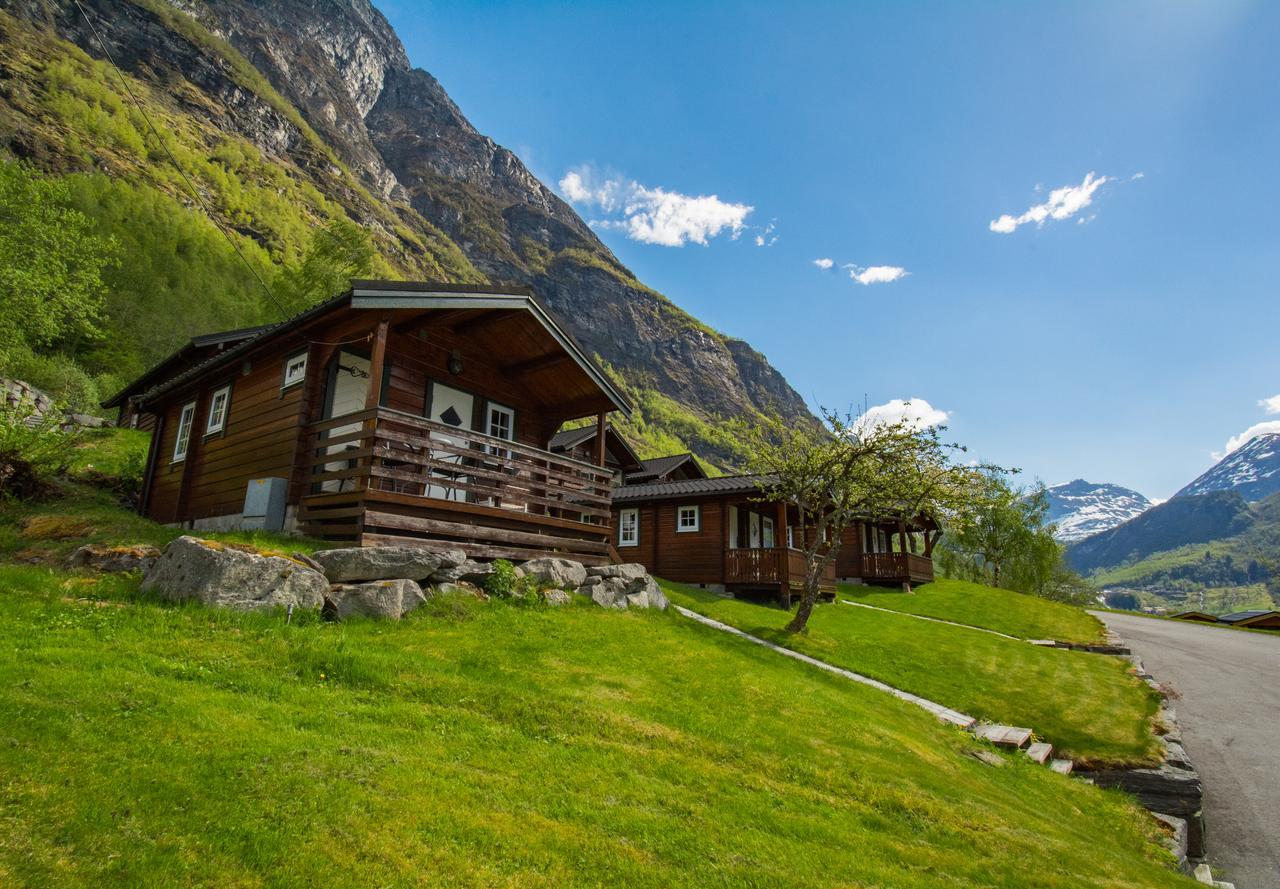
[618,508,639,546]
[677,504,700,533]
[282,352,308,388]
[762,516,775,548]
[205,385,232,434]
[486,401,515,441]
[173,401,196,462]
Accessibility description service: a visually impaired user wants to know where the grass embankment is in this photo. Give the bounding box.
[663,582,1162,767]
[845,578,1104,644]
[0,566,1189,887]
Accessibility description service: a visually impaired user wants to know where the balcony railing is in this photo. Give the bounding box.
[860,552,935,584]
[725,547,837,588]
[303,407,615,525]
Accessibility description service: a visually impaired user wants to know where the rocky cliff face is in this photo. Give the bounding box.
[1,0,812,465]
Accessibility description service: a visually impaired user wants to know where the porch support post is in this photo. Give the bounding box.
[897,520,908,554]
[775,500,788,548]
[365,318,390,410]
[594,411,608,467]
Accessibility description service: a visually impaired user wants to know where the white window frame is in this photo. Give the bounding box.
[282,352,308,389]
[486,400,515,441]
[677,504,700,533]
[172,401,196,462]
[618,508,639,547]
[762,516,775,548]
[205,384,232,435]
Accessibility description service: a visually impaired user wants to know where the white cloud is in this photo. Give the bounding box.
[845,264,909,286]
[813,257,834,269]
[853,398,950,437]
[989,171,1111,234]
[754,235,765,246]
[1260,394,1280,414]
[1215,421,1280,460]
[558,166,753,247]
[1130,171,1146,181]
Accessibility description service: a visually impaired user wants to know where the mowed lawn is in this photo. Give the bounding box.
[663,582,1161,767]
[0,565,1189,888]
[844,578,1105,644]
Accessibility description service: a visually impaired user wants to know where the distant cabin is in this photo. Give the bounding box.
[112,281,631,565]
[610,473,935,602]
[1169,611,1219,623]
[549,422,643,479]
[1218,610,1280,630]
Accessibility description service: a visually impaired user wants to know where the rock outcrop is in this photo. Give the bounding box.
[141,536,327,611]
[311,545,466,583]
[326,578,427,620]
[65,543,161,574]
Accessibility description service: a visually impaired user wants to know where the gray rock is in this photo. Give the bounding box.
[65,543,161,574]
[543,588,573,607]
[432,581,486,600]
[589,578,630,609]
[429,558,518,586]
[141,536,326,612]
[326,578,426,620]
[585,563,648,581]
[519,557,587,588]
[311,545,466,582]
[581,572,668,611]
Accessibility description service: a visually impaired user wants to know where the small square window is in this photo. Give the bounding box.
[206,385,231,434]
[618,508,639,547]
[677,504,700,533]
[173,401,196,462]
[282,352,308,388]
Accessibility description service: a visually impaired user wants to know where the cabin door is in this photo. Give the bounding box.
[749,512,761,548]
[424,381,475,501]
[319,351,372,494]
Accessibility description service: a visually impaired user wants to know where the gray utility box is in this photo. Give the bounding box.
[242,477,287,531]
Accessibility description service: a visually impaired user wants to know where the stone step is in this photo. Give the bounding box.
[1049,758,1074,775]
[1024,741,1053,764]
[972,723,1033,748]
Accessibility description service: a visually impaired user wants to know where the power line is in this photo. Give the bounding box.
[71,0,289,319]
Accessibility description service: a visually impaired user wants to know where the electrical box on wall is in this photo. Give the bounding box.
[243,477,287,531]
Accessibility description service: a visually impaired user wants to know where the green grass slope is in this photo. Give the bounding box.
[664,582,1161,767]
[845,578,1105,644]
[0,566,1189,887]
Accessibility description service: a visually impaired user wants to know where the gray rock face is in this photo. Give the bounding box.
[311,545,465,583]
[519,557,587,589]
[543,588,572,607]
[586,563,648,581]
[65,543,161,574]
[326,578,426,620]
[141,536,326,612]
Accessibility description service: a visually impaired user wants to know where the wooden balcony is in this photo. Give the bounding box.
[859,552,935,585]
[297,407,616,564]
[725,547,837,591]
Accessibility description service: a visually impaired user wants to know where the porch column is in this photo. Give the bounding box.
[897,521,908,554]
[365,318,390,409]
[775,500,788,548]
[594,411,608,467]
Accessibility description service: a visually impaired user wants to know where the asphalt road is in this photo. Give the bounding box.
[1093,611,1280,889]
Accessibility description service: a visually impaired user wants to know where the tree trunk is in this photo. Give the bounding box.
[786,583,818,632]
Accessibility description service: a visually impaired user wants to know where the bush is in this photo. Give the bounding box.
[0,402,78,500]
[482,559,520,598]
[0,348,101,414]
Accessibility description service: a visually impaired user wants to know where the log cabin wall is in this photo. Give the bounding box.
[615,497,726,585]
[835,522,867,578]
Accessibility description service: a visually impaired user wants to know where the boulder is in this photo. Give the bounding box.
[585,573,667,611]
[429,558,517,586]
[311,545,466,583]
[588,578,630,609]
[626,575,669,611]
[586,563,648,582]
[141,536,326,612]
[65,543,161,574]
[519,557,587,589]
[432,581,487,600]
[326,579,426,620]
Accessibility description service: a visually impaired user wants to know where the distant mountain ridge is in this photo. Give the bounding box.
[1044,480,1153,543]
[1174,433,1280,502]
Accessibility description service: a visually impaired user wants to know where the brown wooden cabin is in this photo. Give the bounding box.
[834,516,938,588]
[1218,610,1280,630]
[103,325,269,430]
[124,281,632,565]
[624,453,707,485]
[549,421,643,479]
[610,474,839,602]
[1169,610,1220,624]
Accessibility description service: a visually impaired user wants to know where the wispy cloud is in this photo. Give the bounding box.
[1216,421,1280,460]
[1260,394,1280,415]
[558,166,753,247]
[853,398,950,437]
[844,263,909,286]
[989,171,1111,234]
[812,257,834,269]
[754,221,778,247]
[1130,172,1146,181]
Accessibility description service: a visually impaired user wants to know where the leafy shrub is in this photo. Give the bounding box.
[482,559,519,598]
[0,347,101,413]
[0,402,78,500]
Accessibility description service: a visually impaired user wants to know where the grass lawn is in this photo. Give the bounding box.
[0,565,1189,887]
[664,582,1162,767]
[843,578,1105,644]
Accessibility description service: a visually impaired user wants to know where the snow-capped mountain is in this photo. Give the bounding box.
[1045,480,1154,542]
[1174,433,1280,502]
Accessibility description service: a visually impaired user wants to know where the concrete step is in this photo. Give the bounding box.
[972,723,1033,748]
[1024,741,1053,764]
[1049,758,1074,775]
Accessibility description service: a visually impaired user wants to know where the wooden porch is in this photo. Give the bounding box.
[296,407,615,564]
[724,547,838,594]
[858,552,935,585]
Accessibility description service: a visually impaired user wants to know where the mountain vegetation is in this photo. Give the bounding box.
[0,0,813,469]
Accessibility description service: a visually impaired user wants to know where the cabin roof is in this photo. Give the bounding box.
[101,324,270,408]
[549,422,643,469]
[612,474,772,502]
[624,453,706,484]
[125,281,632,416]
[1218,610,1279,624]
[1169,610,1219,621]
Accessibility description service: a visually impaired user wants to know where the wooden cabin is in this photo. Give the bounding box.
[1170,610,1219,624]
[834,516,938,587]
[624,453,707,485]
[1218,610,1280,630]
[124,281,631,565]
[549,421,643,479]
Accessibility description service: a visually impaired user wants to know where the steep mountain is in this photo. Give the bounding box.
[0,0,813,467]
[1044,479,1153,543]
[1066,489,1254,574]
[1173,433,1280,502]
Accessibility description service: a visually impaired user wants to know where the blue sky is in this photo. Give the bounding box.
[378,0,1280,500]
